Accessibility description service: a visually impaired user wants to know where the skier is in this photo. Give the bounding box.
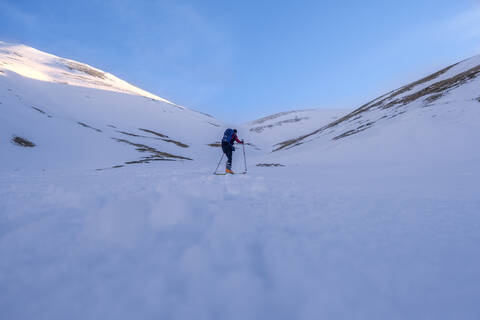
[221,128,244,174]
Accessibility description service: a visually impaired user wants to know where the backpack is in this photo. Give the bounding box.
[222,128,234,144]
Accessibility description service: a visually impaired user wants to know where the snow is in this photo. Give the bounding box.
[1,42,480,319]
[244,109,350,150]
[0,70,222,171]
[0,42,177,104]
[1,163,479,319]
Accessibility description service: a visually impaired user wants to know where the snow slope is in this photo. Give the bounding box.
[0,41,175,103]
[252,55,480,170]
[0,42,225,171]
[1,160,479,320]
[272,55,480,154]
[1,43,480,320]
[242,109,349,150]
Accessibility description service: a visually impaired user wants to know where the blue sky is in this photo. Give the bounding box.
[1,0,480,122]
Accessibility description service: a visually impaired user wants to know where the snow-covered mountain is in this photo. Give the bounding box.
[0,41,175,103]
[0,41,224,170]
[255,55,480,170]
[1,42,480,320]
[6,41,479,173]
[275,56,480,150]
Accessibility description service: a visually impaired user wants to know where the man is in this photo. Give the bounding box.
[221,128,244,174]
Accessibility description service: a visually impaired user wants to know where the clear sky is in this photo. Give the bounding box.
[1,0,480,122]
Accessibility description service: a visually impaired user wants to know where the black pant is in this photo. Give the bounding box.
[222,141,233,169]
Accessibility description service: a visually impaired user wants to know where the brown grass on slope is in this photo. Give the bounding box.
[273,61,479,151]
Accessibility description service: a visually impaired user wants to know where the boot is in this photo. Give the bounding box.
[226,168,234,174]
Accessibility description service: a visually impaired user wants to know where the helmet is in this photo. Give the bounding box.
[233,129,237,133]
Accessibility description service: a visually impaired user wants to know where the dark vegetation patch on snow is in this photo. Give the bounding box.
[274,61,480,151]
[95,165,125,171]
[31,106,52,118]
[138,128,168,138]
[154,136,188,149]
[138,128,189,148]
[63,60,107,80]
[11,136,35,147]
[117,130,157,139]
[113,138,192,164]
[208,122,221,127]
[207,142,221,147]
[78,122,102,132]
[256,163,285,167]
[424,93,443,103]
[333,122,374,140]
[348,115,362,123]
[31,106,46,114]
[250,116,309,133]
[191,109,215,118]
[251,110,313,125]
[384,64,480,108]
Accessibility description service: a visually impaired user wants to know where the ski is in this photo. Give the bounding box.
[213,171,247,175]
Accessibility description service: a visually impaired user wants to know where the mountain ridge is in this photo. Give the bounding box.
[0,41,181,107]
[273,54,480,152]
[2,41,480,172]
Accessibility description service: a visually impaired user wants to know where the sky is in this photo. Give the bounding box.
[1,0,480,122]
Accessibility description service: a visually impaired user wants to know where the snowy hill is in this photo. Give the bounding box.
[0,41,175,104]
[254,55,480,170]
[0,42,224,170]
[274,55,480,152]
[242,109,349,150]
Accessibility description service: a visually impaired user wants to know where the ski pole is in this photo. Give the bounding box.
[213,153,224,174]
[242,140,247,173]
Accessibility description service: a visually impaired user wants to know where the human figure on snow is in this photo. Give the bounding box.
[221,128,243,174]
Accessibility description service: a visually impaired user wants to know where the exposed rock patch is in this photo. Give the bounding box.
[32,106,52,118]
[78,122,102,132]
[251,110,313,125]
[63,60,107,80]
[207,142,222,147]
[256,163,285,167]
[138,128,189,148]
[12,136,35,147]
[250,116,309,133]
[113,138,192,164]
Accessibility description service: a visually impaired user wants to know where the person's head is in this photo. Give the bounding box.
[233,129,237,134]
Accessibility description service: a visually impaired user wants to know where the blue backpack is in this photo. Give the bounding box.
[222,128,234,144]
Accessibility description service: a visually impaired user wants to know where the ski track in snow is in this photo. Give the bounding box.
[1,164,480,320]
